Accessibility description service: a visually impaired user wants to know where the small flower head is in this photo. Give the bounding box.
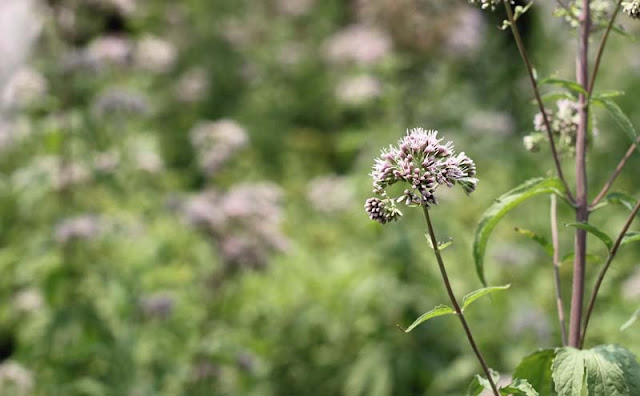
[365,128,478,224]
[623,0,640,18]
[525,99,579,156]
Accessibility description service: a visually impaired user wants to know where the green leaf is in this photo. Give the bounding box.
[565,222,613,251]
[592,90,625,100]
[462,285,511,311]
[592,345,640,395]
[399,305,455,333]
[514,349,557,396]
[539,77,588,96]
[621,232,640,247]
[592,98,639,147]
[583,349,629,395]
[500,378,540,396]
[561,252,601,265]
[552,347,587,396]
[467,369,501,396]
[620,308,640,332]
[515,227,554,257]
[473,178,565,286]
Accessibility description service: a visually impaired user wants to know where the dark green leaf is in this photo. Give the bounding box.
[592,98,639,148]
[583,349,628,395]
[399,305,455,333]
[514,349,556,396]
[552,347,586,396]
[515,227,554,256]
[620,308,640,331]
[539,77,587,96]
[500,378,539,396]
[565,222,613,251]
[462,285,511,311]
[473,178,565,286]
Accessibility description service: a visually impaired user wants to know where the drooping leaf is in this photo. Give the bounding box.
[620,308,640,331]
[566,222,613,251]
[592,98,639,148]
[552,347,586,396]
[500,378,539,396]
[621,232,640,247]
[515,227,554,256]
[539,77,588,96]
[462,285,511,311]
[473,178,565,286]
[606,192,638,212]
[514,349,557,396]
[592,90,625,100]
[399,305,455,333]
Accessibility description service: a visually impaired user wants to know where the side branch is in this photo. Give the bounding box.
[504,1,576,205]
[588,0,623,97]
[590,136,640,209]
[580,199,640,348]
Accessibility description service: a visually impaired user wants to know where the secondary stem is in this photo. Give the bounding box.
[422,207,499,396]
[503,1,575,205]
[588,0,623,98]
[568,0,591,349]
[590,136,640,209]
[550,195,568,346]
[580,199,640,348]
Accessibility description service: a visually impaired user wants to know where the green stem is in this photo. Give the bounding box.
[422,207,499,396]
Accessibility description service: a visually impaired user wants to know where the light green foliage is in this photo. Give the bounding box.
[551,346,640,396]
[462,285,511,310]
[514,227,554,256]
[500,378,540,396]
[591,98,639,149]
[620,308,640,331]
[401,305,455,333]
[473,178,565,286]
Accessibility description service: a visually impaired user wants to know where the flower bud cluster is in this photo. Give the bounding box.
[623,0,640,18]
[365,128,477,224]
[524,99,579,156]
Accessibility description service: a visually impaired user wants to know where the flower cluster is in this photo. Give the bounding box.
[365,128,477,224]
[189,119,249,176]
[468,0,502,11]
[623,0,640,19]
[524,99,579,155]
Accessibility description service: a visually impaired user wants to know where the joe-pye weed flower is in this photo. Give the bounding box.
[364,128,477,224]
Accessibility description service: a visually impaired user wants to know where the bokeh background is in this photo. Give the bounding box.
[0,0,639,394]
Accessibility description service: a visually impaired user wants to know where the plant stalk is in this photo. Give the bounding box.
[568,0,591,349]
[422,207,499,396]
[588,0,623,98]
[590,136,640,209]
[580,199,640,347]
[550,195,568,346]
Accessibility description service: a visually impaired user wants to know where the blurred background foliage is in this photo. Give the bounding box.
[0,0,639,394]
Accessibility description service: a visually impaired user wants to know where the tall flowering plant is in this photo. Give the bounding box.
[365,1,640,395]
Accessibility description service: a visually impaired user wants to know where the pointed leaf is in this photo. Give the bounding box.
[566,222,613,251]
[620,308,640,332]
[500,378,539,396]
[539,77,588,96]
[425,233,453,251]
[607,192,638,212]
[552,347,587,396]
[515,227,554,256]
[561,252,601,265]
[473,178,565,285]
[538,92,576,104]
[592,90,625,100]
[462,285,511,311]
[468,370,501,396]
[592,98,639,148]
[400,305,455,333]
[621,232,640,247]
[514,349,557,396]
